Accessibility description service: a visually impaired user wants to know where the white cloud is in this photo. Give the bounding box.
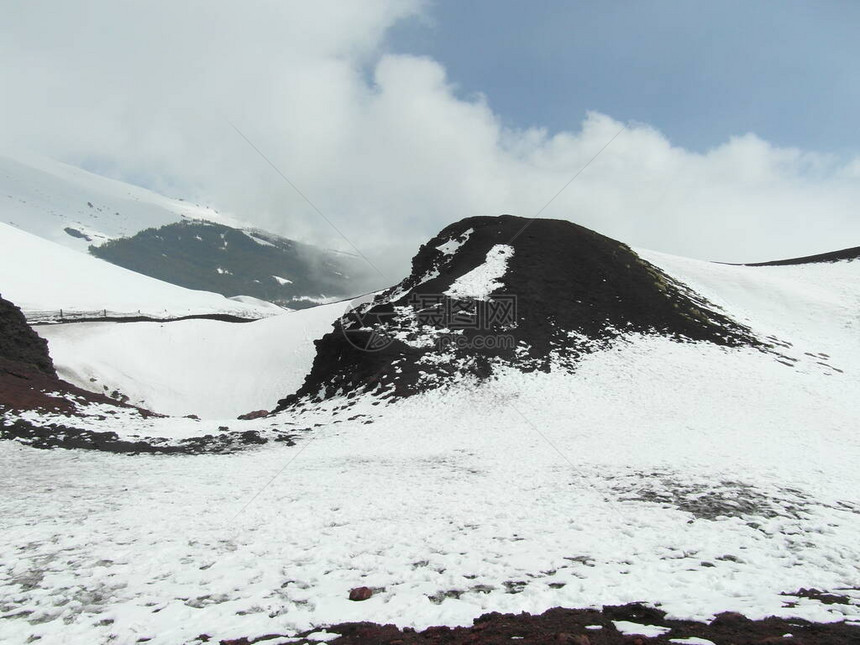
[2,0,859,284]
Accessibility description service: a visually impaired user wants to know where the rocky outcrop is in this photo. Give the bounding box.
[278,215,759,407]
[0,295,55,376]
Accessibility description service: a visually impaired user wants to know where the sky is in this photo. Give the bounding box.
[390,1,860,155]
[2,0,859,281]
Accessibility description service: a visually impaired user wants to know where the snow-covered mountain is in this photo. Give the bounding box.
[0,153,231,251]
[1,153,376,308]
[1,215,859,645]
[90,219,376,309]
[0,221,282,320]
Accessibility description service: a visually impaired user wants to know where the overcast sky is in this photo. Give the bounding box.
[2,0,859,279]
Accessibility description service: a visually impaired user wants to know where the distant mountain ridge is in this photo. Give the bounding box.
[1,153,376,308]
[739,245,860,267]
[89,219,377,308]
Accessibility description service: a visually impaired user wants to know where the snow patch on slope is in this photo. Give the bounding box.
[228,295,289,314]
[445,243,514,300]
[613,622,671,637]
[436,227,473,255]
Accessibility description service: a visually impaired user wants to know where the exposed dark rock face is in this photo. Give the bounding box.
[278,215,759,407]
[0,295,55,376]
[0,295,123,416]
[63,226,92,241]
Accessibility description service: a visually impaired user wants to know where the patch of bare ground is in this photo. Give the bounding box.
[210,602,860,645]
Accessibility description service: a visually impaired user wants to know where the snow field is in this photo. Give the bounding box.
[445,243,514,300]
[1,249,858,644]
[37,301,344,418]
[1,333,858,644]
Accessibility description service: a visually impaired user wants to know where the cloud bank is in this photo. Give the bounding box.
[2,0,859,283]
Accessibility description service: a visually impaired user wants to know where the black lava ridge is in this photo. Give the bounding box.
[279,215,760,407]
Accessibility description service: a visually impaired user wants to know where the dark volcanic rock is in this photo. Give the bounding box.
[0,295,56,376]
[238,409,270,420]
[0,295,125,416]
[63,226,92,241]
[278,215,759,407]
[742,245,860,267]
[216,603,860,644]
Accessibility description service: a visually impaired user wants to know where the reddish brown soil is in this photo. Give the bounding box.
[1,295,133,414]
[212,604,860,645]
[0,355,131,414]
[0,295,56,375]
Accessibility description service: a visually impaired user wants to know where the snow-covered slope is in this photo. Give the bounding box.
[639,248,860,363]
[38,302,345,418]
[0,153,377,307]
[0,153,243,252]
[1,216,858,645]
[89,219,377,309]
[0,222,277,319]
